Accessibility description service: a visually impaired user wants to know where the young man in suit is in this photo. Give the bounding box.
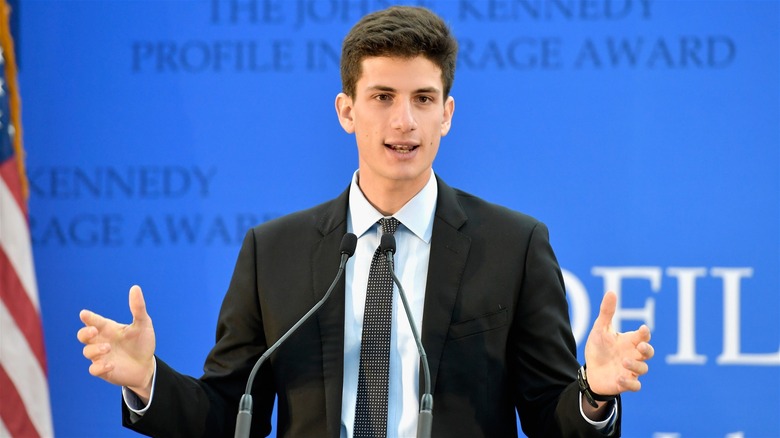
[78,6,654,437]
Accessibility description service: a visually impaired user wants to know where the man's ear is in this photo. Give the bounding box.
[441,95,455,136]
[335,92,355,134]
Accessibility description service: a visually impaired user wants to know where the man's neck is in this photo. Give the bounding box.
[357,171,431,216]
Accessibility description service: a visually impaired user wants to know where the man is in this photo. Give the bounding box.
[78,6,653,437]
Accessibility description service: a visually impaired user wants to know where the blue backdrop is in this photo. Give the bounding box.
[19,1,779,437]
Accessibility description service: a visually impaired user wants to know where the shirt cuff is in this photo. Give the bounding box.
[121,357,157,416]
[578,394,618,435]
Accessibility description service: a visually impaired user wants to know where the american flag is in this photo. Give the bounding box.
[0,1,54,436]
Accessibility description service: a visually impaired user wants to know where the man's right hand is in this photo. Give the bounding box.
[77,285,157,402]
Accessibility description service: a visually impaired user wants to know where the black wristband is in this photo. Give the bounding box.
[577,365,617,408]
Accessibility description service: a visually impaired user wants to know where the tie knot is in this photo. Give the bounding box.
[379,217,400,235]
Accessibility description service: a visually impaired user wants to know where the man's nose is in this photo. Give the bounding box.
[390,100,418,132]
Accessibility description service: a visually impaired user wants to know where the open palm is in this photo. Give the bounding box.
[584,291,654,396]
[77,285,156,397]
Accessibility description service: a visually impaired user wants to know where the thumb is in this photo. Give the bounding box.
[594,291,617,331]
[129,285,151,325]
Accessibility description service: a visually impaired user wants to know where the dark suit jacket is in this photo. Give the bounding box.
[123,177,621,437]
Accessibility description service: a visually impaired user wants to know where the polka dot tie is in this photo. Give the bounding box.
[354,217,400,438]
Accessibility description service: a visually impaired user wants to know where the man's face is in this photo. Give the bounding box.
[336,56,455,195]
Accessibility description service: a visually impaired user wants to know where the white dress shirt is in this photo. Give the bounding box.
[340,170,437,438]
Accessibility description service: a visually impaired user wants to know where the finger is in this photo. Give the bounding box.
[636,324,652,342]
[622,358,649,376]
[76,326,98,344]
[82,343,111,360]
[618,375,642,392]
[622,325,652,349]
[128,285,151,325]
[88,360,114,378]
[594,291,617,330]
[79,309,109,330]
[638,341,655,360]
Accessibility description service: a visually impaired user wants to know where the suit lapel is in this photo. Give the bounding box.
[421,178,471,393]
[312,187,350,438]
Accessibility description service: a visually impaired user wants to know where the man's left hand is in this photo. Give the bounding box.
[584,291,655,396]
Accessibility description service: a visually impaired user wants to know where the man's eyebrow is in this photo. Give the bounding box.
[414,87,440,94]
[366,85,397,92]
[364,85,441,94]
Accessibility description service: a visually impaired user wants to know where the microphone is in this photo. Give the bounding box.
[234,233,358,438]
[380,233,433,438]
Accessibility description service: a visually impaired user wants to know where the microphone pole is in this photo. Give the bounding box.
[234,233,358,438]
[380,233,433,438]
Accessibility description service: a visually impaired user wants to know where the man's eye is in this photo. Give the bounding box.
[417,96,432,103]
[375,94,391,101]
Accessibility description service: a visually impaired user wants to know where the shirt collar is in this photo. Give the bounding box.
[348,170,437,244]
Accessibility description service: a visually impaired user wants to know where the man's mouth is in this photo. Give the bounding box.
[385,144,419,154]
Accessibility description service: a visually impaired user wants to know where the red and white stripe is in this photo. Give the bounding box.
[0,0,54,434]
[0,158,53,436]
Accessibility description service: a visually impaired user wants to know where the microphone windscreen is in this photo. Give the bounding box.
[380,233,396,255]
[340,233,358,256]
